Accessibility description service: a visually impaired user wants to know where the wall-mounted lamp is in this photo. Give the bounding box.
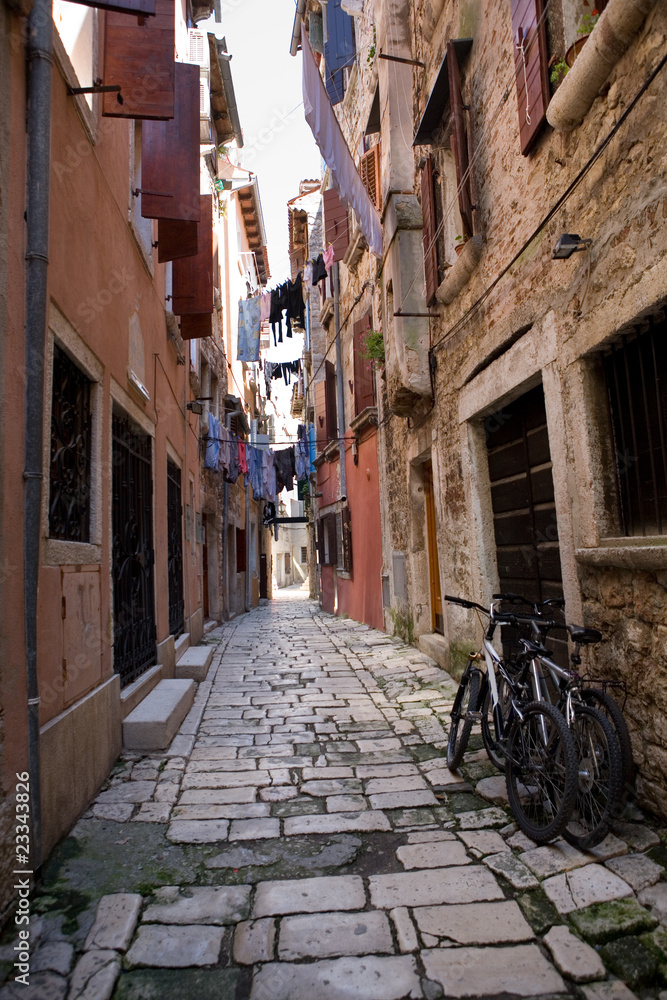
[186,401,203,415]
[552,234,592,260]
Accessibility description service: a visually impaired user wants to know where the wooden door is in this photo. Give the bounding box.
[424,461,443,634]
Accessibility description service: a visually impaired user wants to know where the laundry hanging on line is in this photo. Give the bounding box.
[268,272,306,347]
[237,295,261,362]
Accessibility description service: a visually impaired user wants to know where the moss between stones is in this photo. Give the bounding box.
[599,935,660,987]
[270,798,324,818]
[640,924,667,980]
[410,744,442,763]
[448,642,475,682]
[568,897,658,944]
[463,760,497,782]
[447,792,488,813]
[517,890,561,934]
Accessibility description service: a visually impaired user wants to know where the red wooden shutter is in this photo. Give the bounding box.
[325,360,338,443]
[511,0,550,155]
[70,0,155,15]
[314,380,327,451]
[353,314,376,415]
[180,313,212,340]
[360,145,381,212]
[141,62,200,221]
[421,155,439,307]
[102,0,175,120]
[172,195,213,315]
[157,218,198,262]
[323,188,350,262]
[342,505,352,574]
[447,40,474,238]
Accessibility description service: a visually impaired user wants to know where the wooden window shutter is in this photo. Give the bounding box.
[157,218,198,262]
[172,195,213,315]
[327,512,338,566]
[353,314,376,415]
[314,379,328,451]
[325,360,338,443]
[102,0,175,120]
[360,145,381,212]
[447,40,474,238]
[316,519,325,564]
[323,188,350,262]
[180,313,212,340]
[421,155,439,307]
[69,0,155,16]
[342,505,353,574]
[141,62,200,221]
[324,0,355,105]
[511,0,550,155]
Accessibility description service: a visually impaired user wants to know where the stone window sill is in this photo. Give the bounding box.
[435,234,483,306]
[350,406,378,435]
[575,539,667,570]
[43,538,102,567]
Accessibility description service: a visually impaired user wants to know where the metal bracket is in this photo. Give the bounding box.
[379,52,425,68]
[68,84,121,96]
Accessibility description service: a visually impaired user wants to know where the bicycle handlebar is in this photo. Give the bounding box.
[444,594,488,614]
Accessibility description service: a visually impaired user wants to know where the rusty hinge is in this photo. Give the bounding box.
[61,595,66,619]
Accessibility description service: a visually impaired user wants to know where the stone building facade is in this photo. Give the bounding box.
[296,0,667,815]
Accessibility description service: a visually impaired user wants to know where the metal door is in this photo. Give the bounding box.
[167,459,185,636]
[112,412,157,687]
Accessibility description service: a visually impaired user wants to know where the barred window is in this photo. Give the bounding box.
[49,344,91,542]
[603,318,667,536]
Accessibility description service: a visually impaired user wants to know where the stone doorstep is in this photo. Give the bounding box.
[174,632,191,662]
[175,645,214,682]
[122,679,195,751]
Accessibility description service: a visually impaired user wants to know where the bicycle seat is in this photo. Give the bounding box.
[567,625,602,645]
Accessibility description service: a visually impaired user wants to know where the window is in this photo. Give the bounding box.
[510,0,550,155]
[323,188,350,262]
[318,513,338,565]
[130,122,154,260]
[301,546,308,564]
[325,360,338,443]
[236,528,247,572]
[284,552,291,575]
[49,344,92,542]
[353,313,376,415]
[360,143,381,212]
[52,0,95,109]
[323,0,356,105]
[341,506,353,574]
[603,319,667,537]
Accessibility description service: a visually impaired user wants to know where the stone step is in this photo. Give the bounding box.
[174,632,191,663]
[122,679,195,751]
[175,645,213,682]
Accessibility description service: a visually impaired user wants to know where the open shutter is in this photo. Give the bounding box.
[511,0,550,155]
[421,155,439,307]
[157,218,198,262]
[324,0,355,105]
[102,0,174,120]
[353,314,375,414]
[69,0,155,15]
[172,195,213,315]
[323,188,350,262]
[447,40,473,238]
[325,360,338,444]
[327,513,338,565]
[314,380,328,451]
[180,314,212,340]
[360,145,381,212]
[141,63,200,221]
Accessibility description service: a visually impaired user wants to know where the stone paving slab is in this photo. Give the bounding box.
[369,866,504,908]
[283,811,391,835]
[422,943,566,997]
[249,955,422,1000]
[143,886,251,924]
[414,900,534,944]
[396,840,471,869]
[278,910,394,959]
[253,875,366,917]
[84,893,141,951]
[125,925,224,968]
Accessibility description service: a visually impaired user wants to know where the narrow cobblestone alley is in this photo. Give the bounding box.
[4,589,667,1000]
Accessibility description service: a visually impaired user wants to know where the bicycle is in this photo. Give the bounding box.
[445,595,579,844]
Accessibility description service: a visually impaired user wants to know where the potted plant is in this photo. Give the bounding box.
[566,9,600,67]
[455,234,469,257]
[550,58,569,88]
[359,328,385,370]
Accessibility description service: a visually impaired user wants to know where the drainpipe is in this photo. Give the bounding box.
[333,262,347,502]
[24,0,53,869]
[221,407,244,620]
[289,0,307,56]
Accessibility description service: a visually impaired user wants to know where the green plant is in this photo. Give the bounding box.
[550,59,569,85]
[455,233,469,244]
[367,25,376,65]
[359,328,385,364]
[577,9,599,36]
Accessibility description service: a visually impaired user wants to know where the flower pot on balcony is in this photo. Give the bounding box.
[566,34,590,68]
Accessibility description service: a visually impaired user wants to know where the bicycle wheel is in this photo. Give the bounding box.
[481,672,513,771]
[447,664,481,770]
[506,701,578,844]
[563,703,623,850]
[581,688,634,813]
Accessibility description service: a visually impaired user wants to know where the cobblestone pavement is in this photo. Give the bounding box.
[3,588,667,999]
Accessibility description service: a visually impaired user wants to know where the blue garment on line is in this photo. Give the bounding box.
[247,445,264,500]
[205,412,220,470]
[308,423,316,473]
[237,297,261,362]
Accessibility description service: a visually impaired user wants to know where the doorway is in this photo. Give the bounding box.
[167,459,185,637]
[424,460,444,634]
